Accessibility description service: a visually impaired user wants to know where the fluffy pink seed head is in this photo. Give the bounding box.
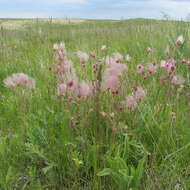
[57,83,67,96]
[147,47,153,54]
[4,77,16,88]
[3,73,34,88]
[147,64,158,74]
[137,64,144,74]
[77,51,89,63]
[106,62,128,77]
[176,35,184,46]
[112,52,123,63]
[101,75,120,91]
[56,65,64,74]
[54,42,67,59]
[75,81,92,99]
[67,96,73,104]
[162,59,176,75]
[125,95,138,108]
[14,73,29,85]
[134,87,147,101]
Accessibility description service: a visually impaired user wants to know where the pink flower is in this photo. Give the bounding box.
[147,47,153,54]
[67,96,73,104]
[67,80,74,88]
[171,75,185,85]
[137,64,144,74]
[112,52,123,63]
[56,65,64,74]
[4,78,16,88]
[161,59,176,75]
[147,63,158,74]
[176,35,184,46]
[125,95,138,108]
[57,83,67,96]
[54,42,67,59]
[105,62,128,77]
[134,87,146,101]
[75,81,92,99]
[77,51,89,63]
[101,76,120,91]
[65,75,78,92]
[90,51,96,58]
[4,73,35,89]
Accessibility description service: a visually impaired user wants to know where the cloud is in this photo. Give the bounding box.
[0,0,190,19]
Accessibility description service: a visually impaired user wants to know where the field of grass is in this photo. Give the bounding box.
[1,18,190,190]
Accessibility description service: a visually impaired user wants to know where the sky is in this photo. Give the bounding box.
[0,0,190,20]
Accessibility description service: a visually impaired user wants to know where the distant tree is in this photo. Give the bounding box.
[160,11,172,20]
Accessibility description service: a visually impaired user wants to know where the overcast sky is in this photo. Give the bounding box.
[0,0,190,19]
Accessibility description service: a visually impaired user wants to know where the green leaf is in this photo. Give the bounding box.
[97,168,112,176]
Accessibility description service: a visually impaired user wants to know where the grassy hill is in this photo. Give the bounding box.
[0,18,190,189]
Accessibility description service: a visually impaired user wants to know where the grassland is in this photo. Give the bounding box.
[1,18,190,189]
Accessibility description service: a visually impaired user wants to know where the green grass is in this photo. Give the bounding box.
[1,18,190,189]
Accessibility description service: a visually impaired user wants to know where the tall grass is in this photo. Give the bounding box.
[1,18,190,189]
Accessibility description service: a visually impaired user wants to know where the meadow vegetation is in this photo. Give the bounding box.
[1,18,190,189]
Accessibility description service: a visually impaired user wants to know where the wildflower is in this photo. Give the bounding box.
[125,54,132,62]
[92,64,98,74]
[57,83,67,96]
[101,45,107,51]
[134,87,146,101]
[125,95,138,108]
[105,62,128,77]
[67,96,73,104]
[90,51,96,58]
[176,35,185,46]
[112,52,123,63]
[54,42,67,59]
[56,65,64,74]
[67,80,74,88]
[147,63,158,74]
[75,81,92,99]
[77,51,89,63]
[171,75,185,85]
[147,47,153,54]
[4,73,35,89]
[161,59,176,75]
[101,76,120,92]
[53,42,65,50]
[4,78,16,88]
[181,59,190,64]
[137,64,144,74]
